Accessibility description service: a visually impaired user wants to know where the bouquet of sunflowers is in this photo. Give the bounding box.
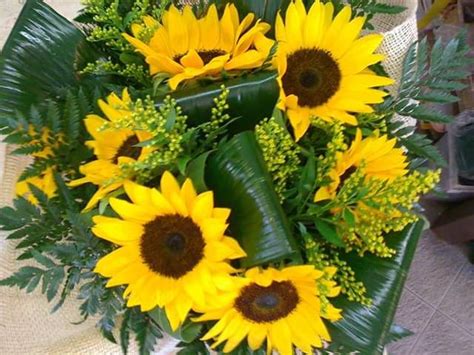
[0,0,471,354]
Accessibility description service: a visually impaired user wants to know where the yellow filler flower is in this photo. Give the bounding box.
[276,0,394,140]
[93,172,246,330]
[124,4,274,90]
[69,89,153,210]
[196,266,341,354]
[315,129,409,202]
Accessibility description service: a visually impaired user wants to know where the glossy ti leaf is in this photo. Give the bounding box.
[0,0,96,119]
[385,324,414,344]
[208,0,291,36]
[205,131,302,267]
[327,220,424,354]
[157,72,279,133]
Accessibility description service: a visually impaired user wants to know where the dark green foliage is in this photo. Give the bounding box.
[385,33,472,166]
[0,88,97,181]
[205,132,302,267]
[391,35,471,121]
[0,0,97,120]
[156,72,279,134]
[326,221,424,354]
[149,308,203,343]
[385,324,414,344]
[129,308,163,355]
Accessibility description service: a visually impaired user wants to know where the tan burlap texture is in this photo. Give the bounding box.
[0,1,418,353]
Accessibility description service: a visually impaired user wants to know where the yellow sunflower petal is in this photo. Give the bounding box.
[180,49,204,68]
[225,50,264,70]
[160,170,182,201]
[92,219,143,245]
[124,180,153,206]
[223,321,251,353]
[321,5,352,51]
[269,321,293,355]
[191,191,214,223]
[330,16,366,59]
[109,198,156,223]
[247,323,268,351]
[199,4,220,50]
[167,5,189,55]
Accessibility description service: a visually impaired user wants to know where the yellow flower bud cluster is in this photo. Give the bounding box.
[304,238,371,306]
[81,62,149,83]
[202,85,231,143]
[312,119,348,186]
[256,118,300,202]
[334,168,441,257]
[113,96,187,182]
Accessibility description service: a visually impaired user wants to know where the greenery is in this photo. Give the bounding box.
[384,33,473,166]
[1,0,472,354]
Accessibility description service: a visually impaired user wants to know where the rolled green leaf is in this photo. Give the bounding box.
[156,71,279,134]
[0,0,96,120]
[205,131,302,267]
[327,220,424,354]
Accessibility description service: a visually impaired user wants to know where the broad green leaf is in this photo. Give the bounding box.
[385,324,414,344]
[205,131,302,267]
[186,151,213,193]
[157,72,279,133]
[148,308,202,343]
[0,0,97,120]
[315,219,345,247]
[326,220,424,354]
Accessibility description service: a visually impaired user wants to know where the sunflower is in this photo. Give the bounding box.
[195,266,341,355]
[93,171,246,330]
[315,129,408,202]
[124,4,274,90]
[16,167,57,204]
[276,0,394,140]
[69,89,153,210]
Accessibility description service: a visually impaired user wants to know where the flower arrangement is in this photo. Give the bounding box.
[0,0,471,354]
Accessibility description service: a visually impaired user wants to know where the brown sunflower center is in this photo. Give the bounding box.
[337,166,357,193]
[113,135,141,163]
[235,281,300,323]
[282,48,341,108]
[140,215,205,278]
[174,49,226,65]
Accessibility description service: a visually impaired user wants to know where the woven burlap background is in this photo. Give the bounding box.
[0,0,418,353]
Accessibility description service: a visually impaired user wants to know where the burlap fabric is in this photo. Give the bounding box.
[0,1,418,353]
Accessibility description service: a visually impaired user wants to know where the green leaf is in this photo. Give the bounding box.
[327,221,424,354]
[399,133,447,167]
[31,250,56,268]
[186,151,213,193]
[205,132,302,267]
[297,155,316,198]
[157,72,279,134]
[149,308,202,343]
[342,209,356,227]
[385,324,414,344]
[0,0,97,120]
[314,219,345,247]
[120,310,132,354]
